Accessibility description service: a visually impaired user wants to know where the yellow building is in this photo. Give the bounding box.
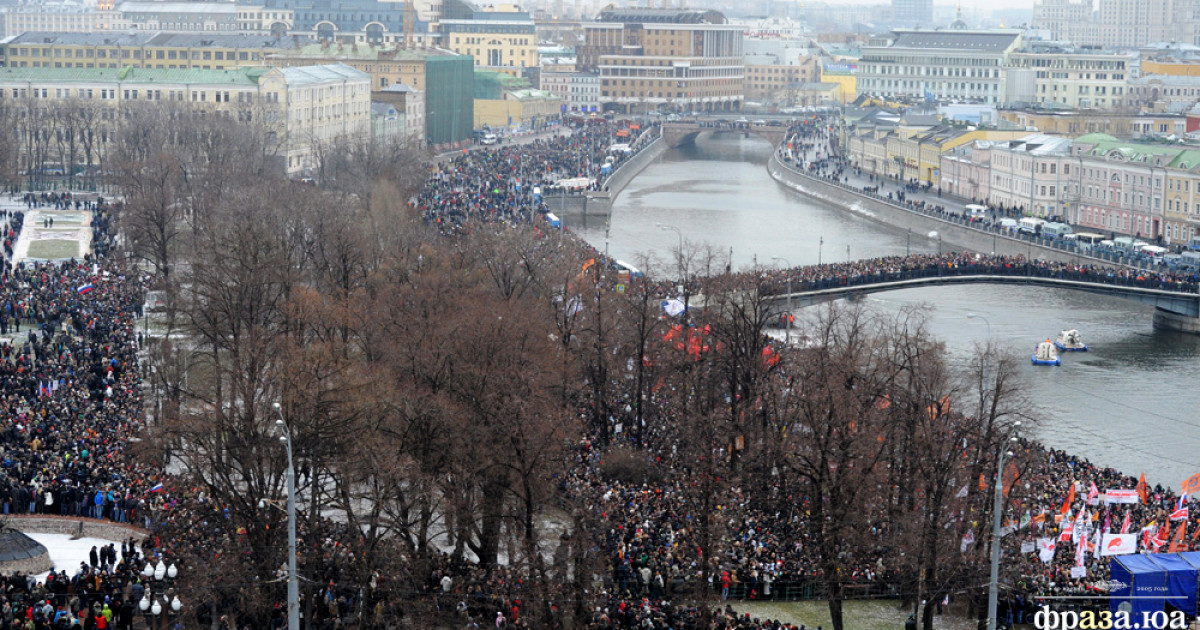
[474,88,561,129]
[438,0,536,76]
[743,56,818,101]
[267,44,468,92]
[818,61,857,104]
[998,109,1188,138]
[1,32,288,71]
[1141,59,1200,77]
[1164,167,1200,245]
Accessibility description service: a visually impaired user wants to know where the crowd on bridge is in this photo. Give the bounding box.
[755,251,1200,297]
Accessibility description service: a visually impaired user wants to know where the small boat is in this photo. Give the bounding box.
[1032,340,1061,366]
[1054,329,1088,352]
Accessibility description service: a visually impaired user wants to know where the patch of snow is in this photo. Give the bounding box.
[22,533,122,582]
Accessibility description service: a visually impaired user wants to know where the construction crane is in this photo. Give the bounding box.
[404,0,415,48]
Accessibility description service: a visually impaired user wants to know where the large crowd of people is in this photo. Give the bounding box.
[0,119,1195,630]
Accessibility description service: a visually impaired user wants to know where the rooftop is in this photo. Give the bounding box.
[117,1,237,13]
[0,65,265,85]
[4,31,294,49]
[269,44,465,60]
[885,30,1020,52]
[596,7,726,24]
[998,133,1072,155]
[278,63,368,84]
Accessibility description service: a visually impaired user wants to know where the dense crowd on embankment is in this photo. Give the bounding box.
[0,121,1196,630]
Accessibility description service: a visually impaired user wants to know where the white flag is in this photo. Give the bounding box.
[1100,533,1138,556]
[956,484,969,499]
[1038,538,1056,563]
[961,529,976,553]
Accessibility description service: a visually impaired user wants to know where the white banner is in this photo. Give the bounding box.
[1100,533,1138,556]
[1021,541,1036,554]
[1105,489,1140,504]
[1070,566,1087,579]
[1038,538,1057,563]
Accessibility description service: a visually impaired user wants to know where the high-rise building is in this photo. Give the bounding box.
[578,7,743,114]
[857,29,1022,105]
[892,0,933,27]
[1033,0,1200,48]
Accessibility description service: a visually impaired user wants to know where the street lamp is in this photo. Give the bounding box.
[273,402,300,630]
[987,423,1022,630]
[818,236,824,266]
[771,257,793,345]
[138,559,181,630]
[966,312,992,338]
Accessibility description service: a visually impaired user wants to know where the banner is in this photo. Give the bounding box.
[1070,566,1087,579]
[1038,538,1057,563]
[1100,533,1137,556]
[1105,489,1140,504]
[1021,541,1036,554]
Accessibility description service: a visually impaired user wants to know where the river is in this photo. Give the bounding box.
[576,134,1200,490]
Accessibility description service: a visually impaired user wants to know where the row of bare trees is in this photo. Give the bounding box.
[117,110,1037,630]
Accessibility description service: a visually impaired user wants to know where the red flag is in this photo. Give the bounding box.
[1087,481,1100,506]
[1170,522,1188,552]
[1061,482,1076,515]
[1137,473,1149,504]
[1121,510,1131,534]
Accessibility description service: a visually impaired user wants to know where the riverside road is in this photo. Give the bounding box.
[576,132,1200,490]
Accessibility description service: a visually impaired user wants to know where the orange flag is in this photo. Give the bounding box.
[1061,482,1076,515]
[980,472,987,492]
[1170,521,1189,552]
[1137,473,1149,504]
[1003,462,1019,497]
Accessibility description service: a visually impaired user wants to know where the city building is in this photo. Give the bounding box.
[819,61,857,104]
[1005,47,1133,109]
[267,45,473,146]
[892,0,933,27]
[118,2,240,32]
[1126,75,1200,112]
[3,7,126,35]
[998,109,1189,138]
[539,70,599,113]
[372,82,424,147]
[857,29,1022,105]
[578,7,744,114]
[244,0,432,47]
[742,37,818,103]
[0,33,291,71]
[439,0,537,76]
[474,69,559,128]
[1032,0,1200,48]
[1070,133,1177,240]
[987,134,1075,218]
[0,63,370,175]
[938,140,993,202]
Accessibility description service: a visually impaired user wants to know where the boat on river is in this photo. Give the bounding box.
[1032,340,1061,366]
[1054,329,1088,352]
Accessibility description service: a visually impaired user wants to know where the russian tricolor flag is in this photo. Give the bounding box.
[147,483,164,494]
[77,283,94,295]
[1171,493,1189,522]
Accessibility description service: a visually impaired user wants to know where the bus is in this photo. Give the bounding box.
[1073,232,1107,246]
[1018,217,1046,234]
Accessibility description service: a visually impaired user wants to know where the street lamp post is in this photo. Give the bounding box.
[907,229,911,256]
[138,559,180,630]
[818,236,824,266]
[273,403,300,630]
[987,427,1021,630]
[771,257,792,345]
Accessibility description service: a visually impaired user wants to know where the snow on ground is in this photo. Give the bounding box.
[23,533,121,582]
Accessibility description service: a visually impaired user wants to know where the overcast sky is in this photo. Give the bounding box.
[824,0,1036,10]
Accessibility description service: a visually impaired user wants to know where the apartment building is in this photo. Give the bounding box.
[987,134,1075,218]
[1005,48,1132,109]
[0,63,369,175]
[0,33,289,71]
[578,7,744,114]
[857,29,1022,105]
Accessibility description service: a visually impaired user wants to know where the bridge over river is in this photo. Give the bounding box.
[662,121,786,149]
[764,255,1200,333]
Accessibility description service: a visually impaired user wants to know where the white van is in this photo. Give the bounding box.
[964,204,988,220]
[481,133,498,145]
[998,218,1019,232]
[1018,217,1046,234]
[1141,245,1168,260]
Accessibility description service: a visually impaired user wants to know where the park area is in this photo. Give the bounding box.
[12,209,92,262]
